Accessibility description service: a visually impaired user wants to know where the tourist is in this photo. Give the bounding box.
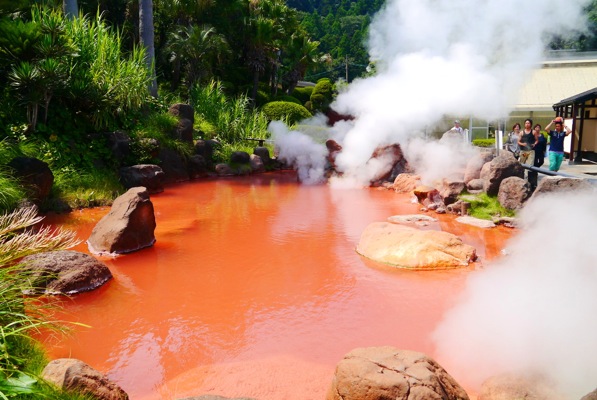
[528,123,547,190]
[545,117,572,171]
[533,124,547,168]
[453,119,464,135]
[504,123,521,159]
[517,118,536,166]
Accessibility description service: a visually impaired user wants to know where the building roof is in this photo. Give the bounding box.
[553,86,597,108]
[514,58,597,112]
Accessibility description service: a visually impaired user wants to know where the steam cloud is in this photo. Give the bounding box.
[272,0,591,186]
[432,192,597,398]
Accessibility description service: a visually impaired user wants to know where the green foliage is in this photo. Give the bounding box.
[291,87,313,103]
[189,81,270,143]
[49,166,124,210]
[255,89,271,107]
[64,12,151,130]
[310,78,334,111]
[130,112,193,162]
[261,101,312,125]
[460,193,515,220]
[472,138,496,147]
[272,94,301,104]
[0,206,86,399]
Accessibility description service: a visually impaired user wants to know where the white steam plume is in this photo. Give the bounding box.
[432,191,597,398]
[288,0,590,186]
[268,121,328,184]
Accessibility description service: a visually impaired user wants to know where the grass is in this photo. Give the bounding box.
[460,192,515,220]
[48,166,124,210]
[0,206,88,399]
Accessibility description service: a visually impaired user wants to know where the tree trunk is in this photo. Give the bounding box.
[139,0,158,98]
[63,0,78,19]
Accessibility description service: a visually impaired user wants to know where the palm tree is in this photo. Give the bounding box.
[281,32,320,94]
[139,0,158,97]
[164,24,231,90]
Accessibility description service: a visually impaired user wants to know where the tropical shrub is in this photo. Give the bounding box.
[291,86,313,103]
[310,78,333,112]
[189,81,269,143]
[272,94,302,105]
[261,101,312,125]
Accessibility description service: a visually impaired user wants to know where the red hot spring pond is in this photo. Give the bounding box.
[40,171,513,399]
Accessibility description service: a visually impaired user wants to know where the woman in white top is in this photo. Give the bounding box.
[505,123,521,159]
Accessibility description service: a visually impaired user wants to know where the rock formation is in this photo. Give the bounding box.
[87,187,156,255]
[356,222,476,269]
[327,347,469,400]
[21,250,112,295]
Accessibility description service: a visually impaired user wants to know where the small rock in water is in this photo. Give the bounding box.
[456,215,496,228]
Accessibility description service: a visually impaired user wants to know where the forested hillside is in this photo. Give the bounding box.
[291,0,384,81]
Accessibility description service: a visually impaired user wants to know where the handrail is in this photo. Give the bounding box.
[520,163,597,184]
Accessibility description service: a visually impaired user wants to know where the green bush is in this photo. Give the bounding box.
[272,95,301,105]
[472,138,496,147]
[261,101,312,125]
[310,78,334,112]
[291,87,313,103]
[255,89,270,107]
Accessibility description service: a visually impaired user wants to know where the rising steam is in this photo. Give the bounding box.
[432,191,597,398]
[272,0,591,186]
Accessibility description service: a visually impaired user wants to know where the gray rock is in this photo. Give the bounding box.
[42,358,128,400]
[230,151,251,164]
[483,153,524,196]
[464,151,494,184]
[87,187,156,255]
[253,146,270,163]
[530,176,593,200]
[8,156,53,204]
[249,154,265,173]
[119,164,165,194]
[497,176,531,210]
[21,250,112,295]
[168,103,194,123]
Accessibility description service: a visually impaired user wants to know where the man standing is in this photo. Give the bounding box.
[453,120,464,134]
[544,117,572,171]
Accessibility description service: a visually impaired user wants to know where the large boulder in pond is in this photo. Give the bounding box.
[483,153,524,196]
[119,164,165,194]
[42,358,128,400]
[21,250,112,295]
[87,187,156,255]
[8,156,53,203]
[327,347,469,400]
[356,222,476,269]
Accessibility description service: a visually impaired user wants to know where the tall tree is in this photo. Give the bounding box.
[63,0,78,19]
[139,0,158,97]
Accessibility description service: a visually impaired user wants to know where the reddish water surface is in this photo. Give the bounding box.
[41,171,514,399]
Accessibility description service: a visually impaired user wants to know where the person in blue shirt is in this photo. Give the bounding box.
[544,117,572,171]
